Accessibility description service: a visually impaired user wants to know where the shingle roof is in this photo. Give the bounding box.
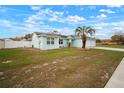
[34,32,95,39]
[34,32,67,38]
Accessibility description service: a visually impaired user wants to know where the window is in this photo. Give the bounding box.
[59,39,63,44]
[51,38,54,44]
[47,37,54,45]
[47,37,50,44]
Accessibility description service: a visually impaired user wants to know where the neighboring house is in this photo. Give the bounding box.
[0,39,31,48]
[32,32,96,50]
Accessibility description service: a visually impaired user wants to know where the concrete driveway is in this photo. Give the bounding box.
[93,47,124,88]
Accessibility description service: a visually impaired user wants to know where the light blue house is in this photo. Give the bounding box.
[32,32,96,50]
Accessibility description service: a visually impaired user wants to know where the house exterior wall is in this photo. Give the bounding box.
[72,39,82,48]
[63,39,68,47]
[86,38,96,48]
[72,38,96,48]
[31,34,40,48]
[32,34,69,50]
[4,40,31,48]
[59,38,68,48]
[39,37,44,49]
[0,40,5,48]
[31,33,96,50]
[32,33,60,50]
[42,36,60,50]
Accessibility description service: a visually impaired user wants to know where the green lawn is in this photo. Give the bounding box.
[0,48,124,88]
[97,44,124,49]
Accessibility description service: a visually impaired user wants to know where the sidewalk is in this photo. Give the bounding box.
[93,47,124,52]
[105,57,124,88]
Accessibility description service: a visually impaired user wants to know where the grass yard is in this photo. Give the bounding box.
[0,48,124,88]
[97,44,124,49]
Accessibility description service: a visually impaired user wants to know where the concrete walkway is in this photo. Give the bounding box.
[92,47,124,88]
[105,57,124,88]
[93,47,124,52]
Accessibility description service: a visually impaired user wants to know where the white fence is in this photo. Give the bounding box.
[0,40,5,48]
[4,40,32,48]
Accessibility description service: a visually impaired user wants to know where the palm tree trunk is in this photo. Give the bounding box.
[82,40,86,48]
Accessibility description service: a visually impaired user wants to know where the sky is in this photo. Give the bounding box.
[0,5,124,39]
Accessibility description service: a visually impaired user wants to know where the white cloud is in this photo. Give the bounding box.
[27,8,64,22]
[96,14,107,18]
[88,6,96,10]
[31,5,43,10]
[99,9,115,13]
[24,8,77,34]
[112,22,124,26]
[55,27,74,35]
[25,8,65,29]
[65,11,69,14]
[26,7,86,26]
[80,7,84,11]
[94,21,124,39]
[0,19,12,27]
[95,26,103,30]
[62,5,68,8]
[0,6,7,12]
[95,21,124,28]
[25,14,44,29]
[0,19,32,34]
[49,16,64,23]
[89,16,95,18]
[49,14,86,25]
[107,5,121,8]
[0,17,55,36]
[66,15,86,23]
[94,22,108,27]
[96,33,106,36]
[0,19,58,36]
[90,14,107,19]
[113,27,123,30]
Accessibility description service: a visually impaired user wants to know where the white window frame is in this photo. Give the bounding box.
[47,37,55,45]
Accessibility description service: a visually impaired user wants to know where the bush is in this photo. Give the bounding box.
[111,32,124,44]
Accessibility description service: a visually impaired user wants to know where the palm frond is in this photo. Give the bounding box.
[75,26,95,37]
[75,27,81,36]
[86,27,95,36]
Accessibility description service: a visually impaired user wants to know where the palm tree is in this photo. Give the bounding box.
[75,26,95,48]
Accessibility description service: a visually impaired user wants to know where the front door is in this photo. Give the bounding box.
[59,39,63,48]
